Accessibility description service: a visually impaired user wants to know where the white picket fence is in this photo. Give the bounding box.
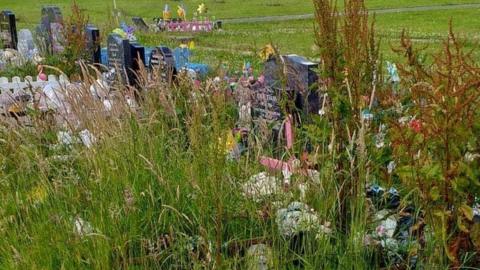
[0,74,70,95]
[0,74,70,113]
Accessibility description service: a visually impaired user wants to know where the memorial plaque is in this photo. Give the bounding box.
[107,33,132,84]
[149,46,176,84]
[0,11,17,49]
[86,25,101,64]
[132,17,149,32]
[40,6,64,53]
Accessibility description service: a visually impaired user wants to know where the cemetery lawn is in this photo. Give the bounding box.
[191,7,480,65]
[5,0,480,27]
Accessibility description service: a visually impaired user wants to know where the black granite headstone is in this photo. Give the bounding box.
[40,6,64,53]
[283,55,320,115]
[86,25,100,64]
[129,43,145,86]
[107,33,132,84]
[0,11,17,49]
[149,46,176,84]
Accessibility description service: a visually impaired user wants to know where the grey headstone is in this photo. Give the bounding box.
[17,29,37,58]
[40,6,64,53]
[131,17,149,32]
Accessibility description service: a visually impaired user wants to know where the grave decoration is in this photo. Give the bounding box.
[149,46,176,84]
[172,47,209,78]
[364,184,424,269]
[38,5,65,54]
[86,25,101,64]
[153,3,218,33]
[0,10,18,50]
[120,22,137,42]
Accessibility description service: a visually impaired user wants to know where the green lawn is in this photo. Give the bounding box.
[3,0,480,27]
[173,7,480,65]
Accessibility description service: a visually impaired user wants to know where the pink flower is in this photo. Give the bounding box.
[409,119,422,133]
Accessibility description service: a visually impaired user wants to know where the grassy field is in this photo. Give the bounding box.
[2,0,480,26]
[134,7,480,69]
[2,0,480,65]
[2,1,480,269]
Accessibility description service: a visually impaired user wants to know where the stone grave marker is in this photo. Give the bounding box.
[131,17,149,32]
[129,43,145,86]
[40,6,64,53]
[17,29,37,59]
[283,54,320,115]
[0,11,17,50]
[148,46,175,84]
[107,33,132,85]
[86,25,101,64]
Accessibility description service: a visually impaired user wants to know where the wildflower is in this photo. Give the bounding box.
[409,119,422,133]
[259,44,276,61]
[177,5,186,21]
[197,3,207,15]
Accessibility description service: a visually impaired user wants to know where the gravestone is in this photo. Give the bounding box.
[251,86,283,122]
[86,25,101,64]
[283,54,319,115]
[149,46,176,84]
[132,17,149,32]
[40,6,64,53]
[0,11,17,49]
[17,29,37,59]
[129,43,145,86]
[252,57,285,123]
[107,33,132,84]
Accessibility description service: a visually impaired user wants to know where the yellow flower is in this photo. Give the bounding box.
[188,41,195,50]
[29,185,48,205]
[218,130,236,154]
[177,6,186,20]
[197,3,207,15]
[259,44,276,61]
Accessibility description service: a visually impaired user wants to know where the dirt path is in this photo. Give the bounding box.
[222,3,480,24]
